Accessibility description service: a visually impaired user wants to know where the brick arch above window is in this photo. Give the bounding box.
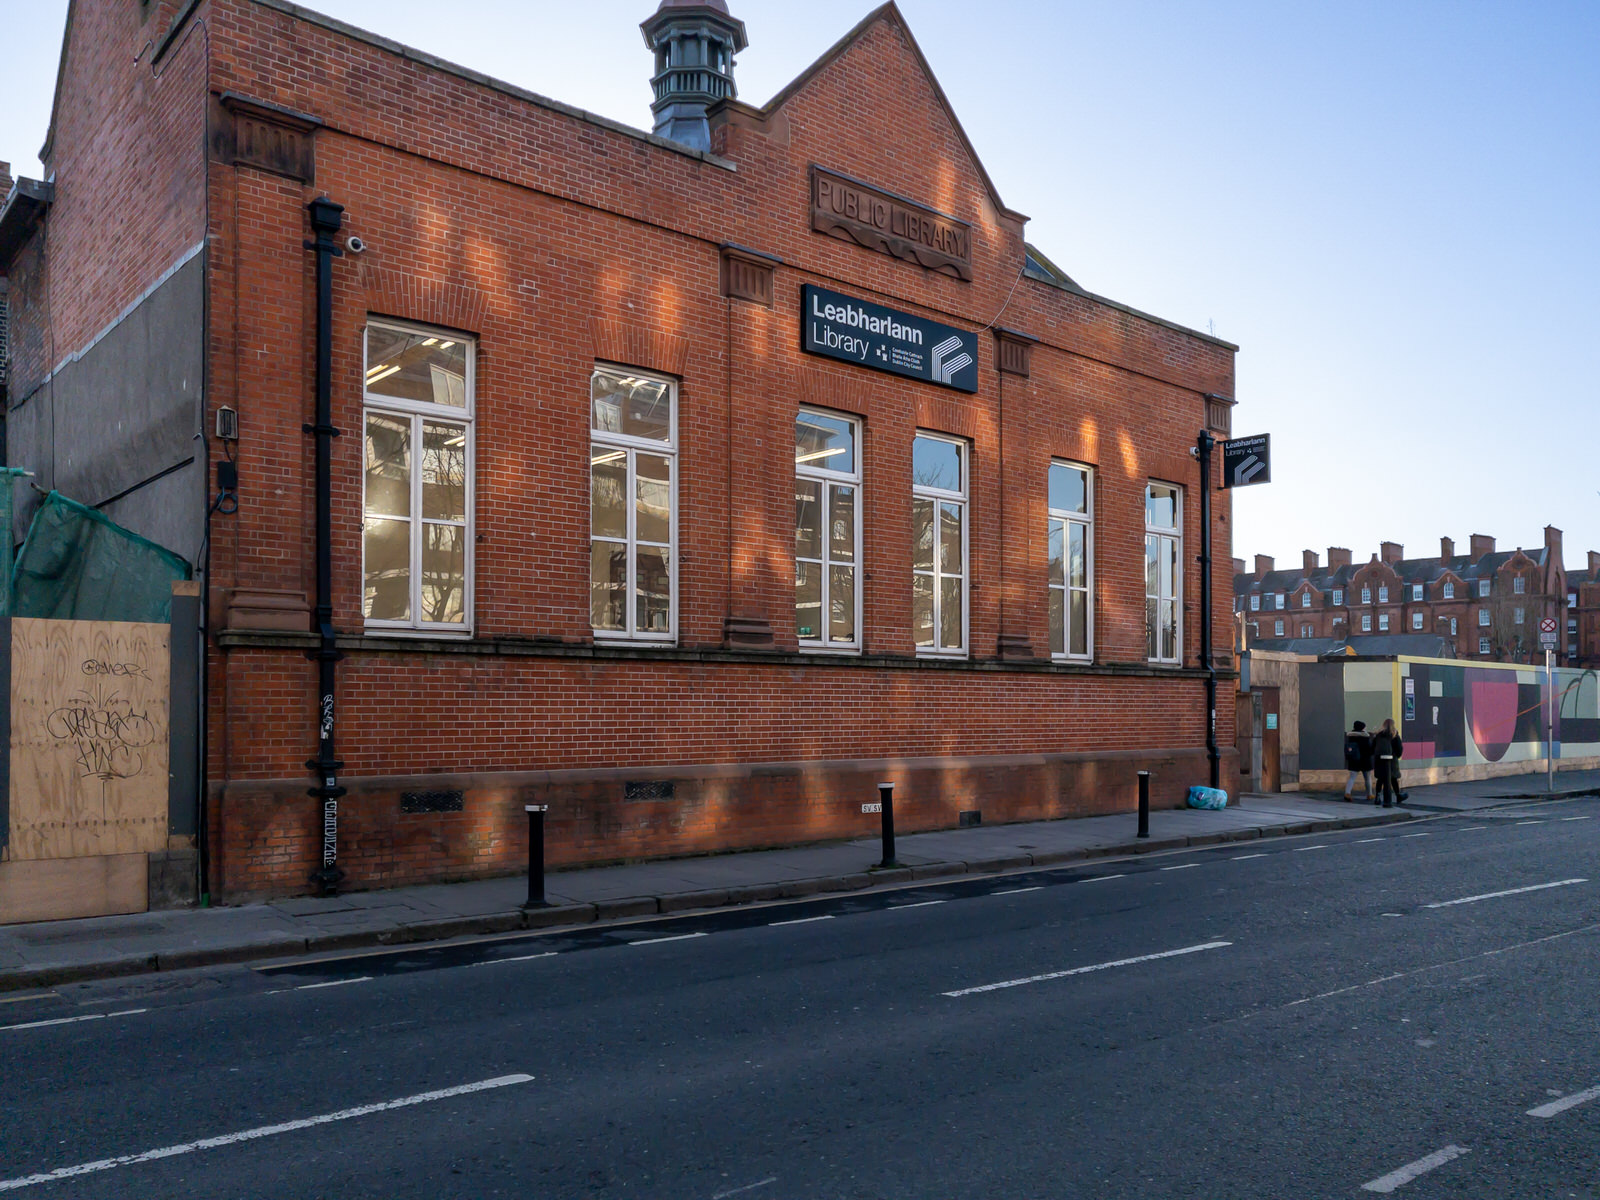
[360,265,488,338]
[590,318,690,379]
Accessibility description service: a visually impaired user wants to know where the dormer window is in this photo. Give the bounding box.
[1412,584,1423,601]
[1250,594,1259,611]
[1378,585,1388,603]
[1480,579,1491,597]
[1514,576,1526,594]
[1332,588,1344,605]
[1361,586,1371,604]
[1301,591,1311,608]
[1443,582,1454,599]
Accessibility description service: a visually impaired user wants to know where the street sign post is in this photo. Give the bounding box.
[1540,616,1558,650]
[1545,648,1556,793]
[1221,435,1271,489]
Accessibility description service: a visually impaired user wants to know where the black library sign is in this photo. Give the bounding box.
[801,285,978,394]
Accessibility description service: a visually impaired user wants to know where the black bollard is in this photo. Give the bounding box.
[878,781,898,868]
[1137,771,1150,839]
[523,804,549,908]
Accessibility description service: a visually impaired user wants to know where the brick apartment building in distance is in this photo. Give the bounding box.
[0,0,1240,900]
[1235,526,1600,667]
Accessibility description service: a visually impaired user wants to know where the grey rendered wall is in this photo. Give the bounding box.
[8,251,206,563]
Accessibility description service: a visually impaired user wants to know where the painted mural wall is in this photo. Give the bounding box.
[1300,657,1600,776]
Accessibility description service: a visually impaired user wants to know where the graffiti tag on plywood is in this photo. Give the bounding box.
[10,620,170,860]
[46,667,158,784]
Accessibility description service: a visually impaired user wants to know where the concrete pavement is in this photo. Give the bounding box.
[0,792,1416,991]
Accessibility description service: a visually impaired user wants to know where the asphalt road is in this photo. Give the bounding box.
[3,797,1599,1198]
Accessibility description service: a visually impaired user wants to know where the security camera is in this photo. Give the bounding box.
[346,235,367,254]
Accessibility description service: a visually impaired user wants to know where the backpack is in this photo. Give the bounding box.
[1344,735,1363,770]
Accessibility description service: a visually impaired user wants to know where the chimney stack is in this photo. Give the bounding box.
[1589,550,1600,576]
[1470,534,1496,560]
[1440,536,1454,560]
[1254,554,1274,578]
[1231,557,1246,577]
[1327,547,1352,570]
[1380,541,1403,565]
[1545,525,1563,567]
[1303,549,1318,572]
[640,0,748,152]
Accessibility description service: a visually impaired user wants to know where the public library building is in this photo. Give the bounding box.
[6,0,1239,898]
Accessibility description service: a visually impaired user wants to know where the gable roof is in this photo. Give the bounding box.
[721,2,1026,225]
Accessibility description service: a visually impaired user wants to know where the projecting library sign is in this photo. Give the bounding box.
[801,285,979,394]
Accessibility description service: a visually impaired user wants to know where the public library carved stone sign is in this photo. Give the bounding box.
[810,166,972,281]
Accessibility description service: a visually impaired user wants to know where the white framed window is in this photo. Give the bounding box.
[589,365,677,642]
[1443,581,1455,599]
[1378,585,1389,603]
[362,319,473,633]
[1569,592,1578,607]
[795,410,861,650]
[1144,482,1182,663]
[1450,618,1457,635]
[1361,585,1372,604]
[1479,608,1490,627]
[1514,606,1525,625]
[1479,579,1491,597]
[1332,588,1344,606]
[1479,636,1491,654]
[1379,613,1390,631]
[1277,592,1286,610]
[1301,591,1311,608]
[1513,576,1526,594]
[1412,584,1423,601]
[912,433,967,656]
[1048,462,1093,659]
[1274,619,1285,636]
[1250,594,1260,611]
[1300,623,1313,637]
[1412,611,1423,630]
[1361,614,1372,632]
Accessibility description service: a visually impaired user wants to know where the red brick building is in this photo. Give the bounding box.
[1,0,1238,900]
[1235,527,1590,665]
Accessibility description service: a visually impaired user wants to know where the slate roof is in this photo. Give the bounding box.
[1246,634,1457,659]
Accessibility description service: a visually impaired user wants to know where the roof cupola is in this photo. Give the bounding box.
[640,0,748,152]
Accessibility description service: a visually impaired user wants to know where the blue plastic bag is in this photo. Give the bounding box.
[1187,785,1229,810]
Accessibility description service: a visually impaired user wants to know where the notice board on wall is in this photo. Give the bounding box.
[7,618,170,861]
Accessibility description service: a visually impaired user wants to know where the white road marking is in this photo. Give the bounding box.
[629,932,707,945]
[0,1074,534,1192]
[1527,1083,1600,1118]
[1424,879,1585,909]
[767,914,834,926]
[1293,845,1329,852]
[1361,1144,1469,1192]
[1356,838,1384,843]
[1517,820,1545,826]
[1458,826,1487,831]
[1561,816,1592,822]
[1081,873,1126,881]
[992,886,1042,895]
[0,1008,147,1033]
[893,900,946,909]
[0,992,58,1006]
[712,1178,778,1199]
[1160,863,1199,871]
[943,941,1231,998]
[1399,833,1430,839]
[295,976,371,991]
[1231,853,1266,860]
[470,951,558,967]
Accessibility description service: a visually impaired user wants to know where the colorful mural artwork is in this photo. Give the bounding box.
[1300,657,1600,775]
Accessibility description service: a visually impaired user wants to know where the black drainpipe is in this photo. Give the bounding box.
[305,196,345,895]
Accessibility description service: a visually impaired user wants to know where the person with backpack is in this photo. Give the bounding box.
[1343,720,1374,801]
[1372,718,1405,808]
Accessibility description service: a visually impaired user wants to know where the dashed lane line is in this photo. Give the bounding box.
[1562,816,1593,822]
[992,886,1042,895]
[1424,879,1586,909]
[296,976,371,991]
[942,941,1231,998]
[0,1074,535,1192]
[892,900,946,909]
[1080,873,1126,881]
[1361,1144,1470,1193]
[1528,1083,1600,1118]
[767,914,835,927]
[1458,826,1487,831]
[1399,833,1431,839]
[1293,845,1329,852]
[1160,864,1199,871]
[1517,820,1546,826]
[1230,853,1266,860]
[629,932,708,946]
[469,952,559,967]
[0,1008,147,1033]
[711,1177,777,1199]
[1355,838,1384,843]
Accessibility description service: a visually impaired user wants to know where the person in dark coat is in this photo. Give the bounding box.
[1372,718,1405,808]
[1343,720,1374,801]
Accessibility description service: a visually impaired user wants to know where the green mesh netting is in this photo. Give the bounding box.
[10,491,191,622]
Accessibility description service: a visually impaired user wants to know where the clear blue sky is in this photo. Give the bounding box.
[5,1,1597,571]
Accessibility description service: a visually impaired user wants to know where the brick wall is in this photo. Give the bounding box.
[32,0,1239,898]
